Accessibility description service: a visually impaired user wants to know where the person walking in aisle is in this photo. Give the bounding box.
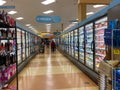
[51,40,56,52]
[39,40,45,53]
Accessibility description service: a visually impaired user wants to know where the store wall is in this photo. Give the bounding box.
[108,4,120,21]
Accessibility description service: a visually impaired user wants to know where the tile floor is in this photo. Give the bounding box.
[9,48,98,90]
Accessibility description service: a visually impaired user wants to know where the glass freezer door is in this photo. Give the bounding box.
[68,32,71,55]
[70,31,74,56]
[95,17,107,71]
[85,23,93,69]
[74,29,78,59]
[79,27,85,63]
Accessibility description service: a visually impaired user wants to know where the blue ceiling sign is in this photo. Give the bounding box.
[36,16,61,23]
[0,6,15,9]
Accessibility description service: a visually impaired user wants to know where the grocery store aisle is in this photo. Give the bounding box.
[10,48,98,90]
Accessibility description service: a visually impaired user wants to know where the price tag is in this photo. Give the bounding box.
[114,49,120,54]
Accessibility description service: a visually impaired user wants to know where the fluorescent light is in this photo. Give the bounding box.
[46,24,51,26]
[16,17,24,20]
[8,10,17,15]
[93,5,105,8]
[26,24,31,26]
[72,22,78,24]
[29,26,33,28]
[43,10,54,14]
[41,0,56,5]
[0,0,6,6]
[86,12,94,15]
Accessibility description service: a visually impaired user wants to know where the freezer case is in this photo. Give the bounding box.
[95,17,108,71]
[85,23,94,69]
[79,27,85,63]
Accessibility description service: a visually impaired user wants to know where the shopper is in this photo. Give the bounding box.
[39,40,45,53]
[51,40,56,52]
[46,40,50,48]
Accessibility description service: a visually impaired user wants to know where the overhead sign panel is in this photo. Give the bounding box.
[36,16,61,23]
[0,6,15,9]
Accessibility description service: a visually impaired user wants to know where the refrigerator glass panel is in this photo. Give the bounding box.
[95,17,107,71]
[64,34,67,52]
[17,28,22,64]
[85,23,93,69]
[61,35,64,51]
[22,31,25,60]
[74,29,78,59]
[68,32,71,55]
[65,34,69,53]
[70,31,74,56]
[79,27,84,63]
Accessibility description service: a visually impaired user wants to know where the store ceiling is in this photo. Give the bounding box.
[3,0,107,34]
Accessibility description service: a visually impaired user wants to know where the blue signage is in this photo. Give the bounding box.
[0,6,15,9]
[36,16,61,23]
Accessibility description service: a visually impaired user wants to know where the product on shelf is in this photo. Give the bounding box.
[0,11,16,89]
[0,10,15,27]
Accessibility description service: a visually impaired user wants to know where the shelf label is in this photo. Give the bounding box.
[114,49,120,54]
[36,16,61,23]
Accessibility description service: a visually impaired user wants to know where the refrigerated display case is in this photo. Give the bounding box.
[74,29,78,59]
[79,27,85,63]
[85,23,94,69]
[95,17,108,71]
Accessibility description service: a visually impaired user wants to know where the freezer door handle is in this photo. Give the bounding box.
[82,41,85,50]
[91,41,94,52]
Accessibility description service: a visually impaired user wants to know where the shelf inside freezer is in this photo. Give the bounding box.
[87,56,93,60]
[96,53,105,57]
[95,26,107,31]
[86,51,93,54]
[96,41,104,43]
[79,32,84,35]
[86,46,91,48]
[79,51,84,54]
[87,30,93,33]
[96,47,105,50]
[95,34,104,36]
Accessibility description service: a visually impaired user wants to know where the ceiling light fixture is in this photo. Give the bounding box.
[43,10,54,14]
[86,12,94,15]
[29,26,33,28]
[0,0,6,6]
[8,10,17,15]
[46,24,51,26]
[93,5,105,8]
[26,24,31,26]
[41,0,56,5]
[16,17,24,20]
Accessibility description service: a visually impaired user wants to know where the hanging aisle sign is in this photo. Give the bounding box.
[36,16,61,23]
[0,6,15,9]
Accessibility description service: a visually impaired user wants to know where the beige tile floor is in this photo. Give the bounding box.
[9,48,98,90]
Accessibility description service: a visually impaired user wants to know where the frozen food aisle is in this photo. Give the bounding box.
[9,49,98,90]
